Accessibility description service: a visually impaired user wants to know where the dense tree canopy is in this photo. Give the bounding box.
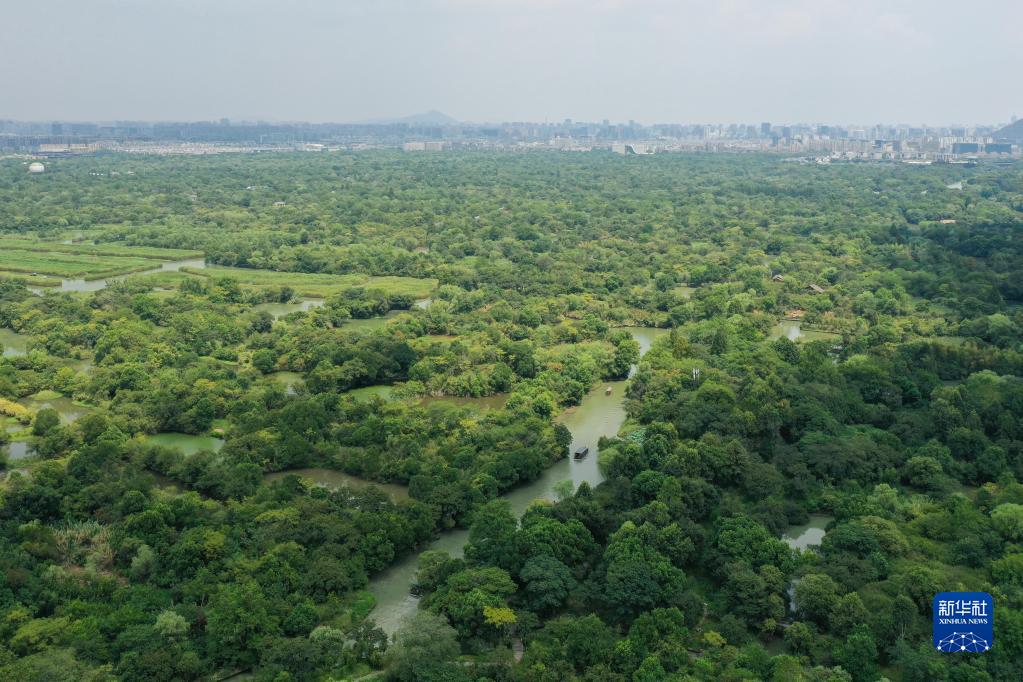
[1,151,1022,680]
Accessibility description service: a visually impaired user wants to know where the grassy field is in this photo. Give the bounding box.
[125,271,195,288]
[0,250,160,280]
[0,271,62,287]
[183,265,436,298]
[0,239,202,281]
[0,238,201,261]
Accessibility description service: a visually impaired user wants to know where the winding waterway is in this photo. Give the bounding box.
[27,258,207,294]
[366,326,668,635]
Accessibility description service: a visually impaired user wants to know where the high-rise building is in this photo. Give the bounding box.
[760,122,771,136]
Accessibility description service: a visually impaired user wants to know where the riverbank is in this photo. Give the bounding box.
[365,327,669,635]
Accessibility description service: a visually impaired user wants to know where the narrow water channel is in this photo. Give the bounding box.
[366,327,668,635]
[27,258,207,294]
[782,514,833,612]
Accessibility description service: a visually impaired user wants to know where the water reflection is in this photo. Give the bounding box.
[2,441,33,461]
[783,515,833,613]
[367,529,470,636]
[782,514,832,551]
[18,394,95,424]
[28,258,207,294]
[253,298,324,321]
[0,328,30,357]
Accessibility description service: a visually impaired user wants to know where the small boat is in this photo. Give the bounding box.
[573,447,589,460]
[605,386,613,395]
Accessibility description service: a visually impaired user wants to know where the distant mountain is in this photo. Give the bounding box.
[361,110,459,126]
[992,119,1023,142]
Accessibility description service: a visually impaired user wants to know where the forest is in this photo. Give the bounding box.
[0,150,1022,681]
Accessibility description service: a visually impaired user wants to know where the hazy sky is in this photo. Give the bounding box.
[3,0,1020,125]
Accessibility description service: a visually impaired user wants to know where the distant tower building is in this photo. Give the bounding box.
[761,122,771,136]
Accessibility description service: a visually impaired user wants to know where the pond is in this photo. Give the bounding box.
[145,432,224,455]
[253,298,324,321]
[0,328,30,357]
[269,371,304,395]
[2,441,34,461]
[782,514,832,551]
[783,515,833,613]
[342,311,403,331]
[366,326,669,635]
[18,394,96,424]
[347,385,395,401]
[263,468,409,501]
[768,321,841,343]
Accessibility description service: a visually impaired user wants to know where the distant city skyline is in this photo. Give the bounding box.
[2,1,1021,125]
[2,113,1020,128]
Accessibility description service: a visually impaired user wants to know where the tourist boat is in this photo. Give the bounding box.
[573,447,589,460]
[605,386,613,395]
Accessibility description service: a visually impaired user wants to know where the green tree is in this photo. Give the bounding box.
[386,611,463,682]
[794,574,839,626]
[206,581,279,667]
